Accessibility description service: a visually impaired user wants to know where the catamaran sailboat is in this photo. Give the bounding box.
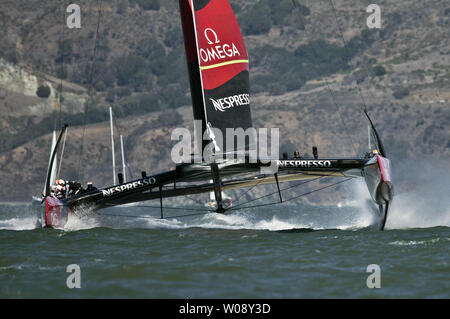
[39,0,393,230]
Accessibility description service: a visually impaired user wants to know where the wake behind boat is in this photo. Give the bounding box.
[37,0,393,230]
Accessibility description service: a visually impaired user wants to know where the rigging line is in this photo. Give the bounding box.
[344,0,377,117]
[57,126,68,179]
[364,0,444,105]
[328,0,390,155]
[140,171,218,204]
[111,108,126,141]
[132,205,213,212]
[171,169,211,184]
[114,115,139,178]
[76,0,104,182]
[353,0,384,107]
[228,200,282,211]
[55,1,68,179]
[94,210,212,220]
[183,195,205,206]
[159,183,211,206]
[228,171,349,211]
[328,0,391,129]
[94,212,152,219]
[328,0,370,112]
[229,177,354,211]
[233,174,267,203]
[228,175,326,211]
[283,177,352,203]
[110,112,137,176]
[165,211,213,219]
[291,0,359,155]
[95,177,351,219]
[57,0,67,129]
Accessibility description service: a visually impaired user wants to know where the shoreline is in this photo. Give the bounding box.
[0,201,31,206]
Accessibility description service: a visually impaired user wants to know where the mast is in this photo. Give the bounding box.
[44,124,68,197]
[49,130,57,186]
[43,130,58,196]
[109,107,116,185]
[179,0,208,153]
[120,134,127,183]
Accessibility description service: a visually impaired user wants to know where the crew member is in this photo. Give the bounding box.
[86,182,97,192]
[66,180,83,197]
[52,179,66,198]
[54,185,65,199]
[56,179,65,187]
[50,185,58,197]
[54,179,83,198]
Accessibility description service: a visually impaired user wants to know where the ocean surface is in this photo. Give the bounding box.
[0,188,449,299]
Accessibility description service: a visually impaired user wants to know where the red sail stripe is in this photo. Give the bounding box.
[192,0,249,90]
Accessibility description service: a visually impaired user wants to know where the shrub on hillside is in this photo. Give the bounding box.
[239,0,310,33]
[56,67,68,79]
[239,6,272,35]
[393,87,410,99]
[90,61,115,88]
[372,65,387,77]
[55,39,73,64]
[134,0,160,11]
[36,85,51,98]
[115,55,149,87]
[156,111,182,127]
[117,1,128,14]
[266,0,310,25]
[136,38,166,76]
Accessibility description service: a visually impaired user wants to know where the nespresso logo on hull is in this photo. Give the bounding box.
[277,160,332,168]
[209,93,250,112]
[102,177,157,197]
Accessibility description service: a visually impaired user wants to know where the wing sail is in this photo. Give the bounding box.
[179,0,254,155]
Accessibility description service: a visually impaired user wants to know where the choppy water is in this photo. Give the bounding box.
[0,187,449,298]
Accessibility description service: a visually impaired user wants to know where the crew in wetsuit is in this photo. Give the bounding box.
[53,184,65,199]
[364,149,379,158]
[66,181,83,197]
[294,151,302,159]
[52,179,66,199]
[85,182,97,192]
[53,179,83,198]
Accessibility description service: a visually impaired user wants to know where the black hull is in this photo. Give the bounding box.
[42,155,393,230]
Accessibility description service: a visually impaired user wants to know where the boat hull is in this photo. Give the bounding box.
[363,155,394,230]
[44,197,70,228]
